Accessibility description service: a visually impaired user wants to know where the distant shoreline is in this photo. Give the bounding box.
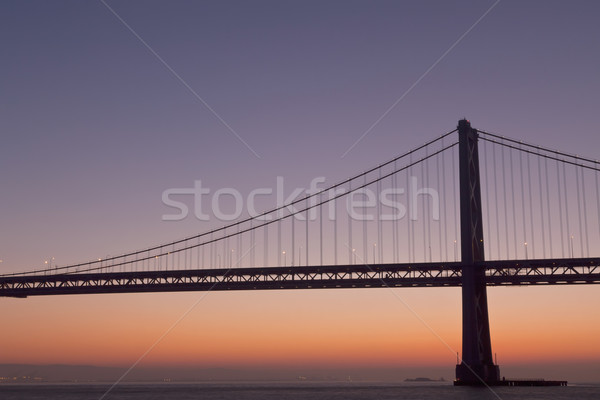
[404,377,446,382]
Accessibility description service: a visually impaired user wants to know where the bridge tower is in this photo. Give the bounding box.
[455,119,500,385]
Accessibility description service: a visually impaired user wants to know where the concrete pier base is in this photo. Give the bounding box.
[454,363,500,386]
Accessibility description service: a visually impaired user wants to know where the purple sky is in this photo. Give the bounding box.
[1,0,600,379]
[2,0,599,270]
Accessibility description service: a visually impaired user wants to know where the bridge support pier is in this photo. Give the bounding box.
[455,119,500,385]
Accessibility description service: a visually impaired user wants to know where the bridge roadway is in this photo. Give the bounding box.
[1,258,599,298]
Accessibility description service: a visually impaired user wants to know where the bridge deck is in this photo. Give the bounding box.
[1,258,599,298]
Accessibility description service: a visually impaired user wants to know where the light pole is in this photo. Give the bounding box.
[352,248,356,265]
[299,245,302,266]
[230,249,234,268]
[373,243,377,264]
[454,240,457,262]
[282,251,286,266]
[570,235,574,258]
[524,242,528,260]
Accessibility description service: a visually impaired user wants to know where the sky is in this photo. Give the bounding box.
[1,0,600,382]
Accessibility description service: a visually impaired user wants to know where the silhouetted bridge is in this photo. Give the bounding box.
[2,258,600,297]
[2,119,599,386]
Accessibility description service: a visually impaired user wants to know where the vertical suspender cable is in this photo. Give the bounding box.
[237,223,241,268]
[378,167,383,263]
[237,223,242,268]
[519,148,527,258]
[278,218,281,265]
[250,221,255,266]
[306,197,310,266]
[222,233,226,270]
[425,146,431,262]
[525,152,535,258]
[540,156,549,258]
[392,162,398,263]
[441,139,448,261]
[492,143,500,257]
[185,239,192,269]
[596,168,600,250]
[422,149,427,262]
[580,167,590,257]
[408,154,413,262]
[334,191,338,265]
[320,192,323,266]
[483,139,492,259]
[537,154,546,257]
[166,245,169,271]
[211,232,215,268]
[436,142,442,262]
[575,165,584,258]
[264,223,268,267]
[556,160,565,257]
[562,163,571,257]
[348,180,353,264]
[291,208,295,266]
[452,146,458,261]
[509,148,518,257]
[363,174,368,263]
[501,144,509,258]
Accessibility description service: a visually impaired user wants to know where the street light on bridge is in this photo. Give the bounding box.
[373,243,376,264]
[453,240,457,262]
[570,234,574,258]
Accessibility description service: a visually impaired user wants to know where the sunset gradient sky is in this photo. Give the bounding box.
[1,0,600,381]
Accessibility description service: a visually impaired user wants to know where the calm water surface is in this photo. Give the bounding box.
[1,382,599,400]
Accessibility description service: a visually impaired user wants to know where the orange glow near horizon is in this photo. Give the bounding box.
[2,285,599,375]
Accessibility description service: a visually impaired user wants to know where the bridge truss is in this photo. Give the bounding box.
[2,257,599,298]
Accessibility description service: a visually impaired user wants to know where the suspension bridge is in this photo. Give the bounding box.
[1,119,599,386]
